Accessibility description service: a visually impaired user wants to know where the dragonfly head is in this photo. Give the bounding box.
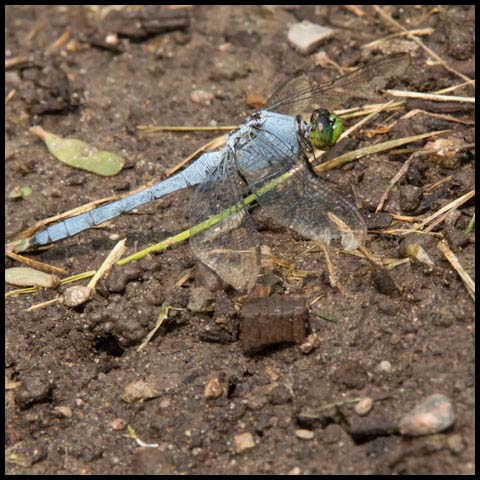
[308,108,343,150]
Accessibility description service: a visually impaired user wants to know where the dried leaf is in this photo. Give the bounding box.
[5,267,59,288]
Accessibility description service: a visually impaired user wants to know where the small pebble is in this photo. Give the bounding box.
[122,380,161,404]
[399,185,423,212]
[267,383,292,405]
[265,367,280,383]
[377,360,392,373]
[288,467,302,475]
[190,89,214,105]
[105,33,118,45]
[299,332,321,354]
[245,394,268,411]
[187,287,215,313]
[132,447,174,475]
[287,21,336,55]
[426,137,465,169]
[399,393,455,436]
[204,378,223,400]
[321,423,344,444]
[63,285,92,307]
[354,397,374,416]
[446,433,465,455]
[15,373,52,409]
[295,429,315,440]
[54,405,73,418]
[234,432,255,454]
[109,418,127,431]
[333,362,367,389]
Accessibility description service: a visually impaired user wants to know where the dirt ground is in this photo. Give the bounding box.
[5,5,475,474]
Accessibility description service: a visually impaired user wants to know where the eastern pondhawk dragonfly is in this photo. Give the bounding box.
[14,53,411,291]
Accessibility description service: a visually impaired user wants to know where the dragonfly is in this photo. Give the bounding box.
[13,53,411,292]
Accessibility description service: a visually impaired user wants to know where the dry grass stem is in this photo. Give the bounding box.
[419,190,475,230]
[363,27,433,49]
[6,250,67,275]
[376,152,417,213]
[437,240,475,302]
[87,239,127,290]
[318,243,345,294]
[374,5,474,85]
[385,89,474,103]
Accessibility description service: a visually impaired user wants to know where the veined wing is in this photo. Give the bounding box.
[239,127,366,250]
[189,150,260,292]
[267,52,411,116]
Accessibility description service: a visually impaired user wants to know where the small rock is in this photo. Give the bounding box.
[267,383,293,405]
[190,89,214,105]
[354,397,374,416]
[370,263,400,297]
[377,360,392,373]
[63,285,92,307]
[54,405,73,418]
[211,55,250,81]
[299,332,321,354]
[446,433,465,455]
[399,393,455,436]
[295,429,315,440]
[254,413,271,435]
[287,21,336,55]
[187,287,215,313]
[333,362,367,390]
[321,423,344,444]
[288,466,302,475]
[132,447,174,475]
[399,185,423,212]
[204,378,223,400]
[109,418,127,431]
[363,211,393,230]
[122,380,161,404]
[234,432,255,454]
[425,137,467,169]
[15,373,53,409]
[4,439,48,467]
[265,366,280,383]
[245,394,269,411]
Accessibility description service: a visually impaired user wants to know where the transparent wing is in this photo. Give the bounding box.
[266,53,411,116]
[189,150,260,292]
[267,75,313,116]
[239,127,366,250]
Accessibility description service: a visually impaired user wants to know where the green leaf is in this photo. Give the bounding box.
[30,126,125,176]
[8,186,32,200]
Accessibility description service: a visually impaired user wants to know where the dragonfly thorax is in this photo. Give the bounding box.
[307,108,343,150]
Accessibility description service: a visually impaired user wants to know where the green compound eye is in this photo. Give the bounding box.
[308,109,343,150]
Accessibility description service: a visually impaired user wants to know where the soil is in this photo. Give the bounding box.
[5,5,475,475]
